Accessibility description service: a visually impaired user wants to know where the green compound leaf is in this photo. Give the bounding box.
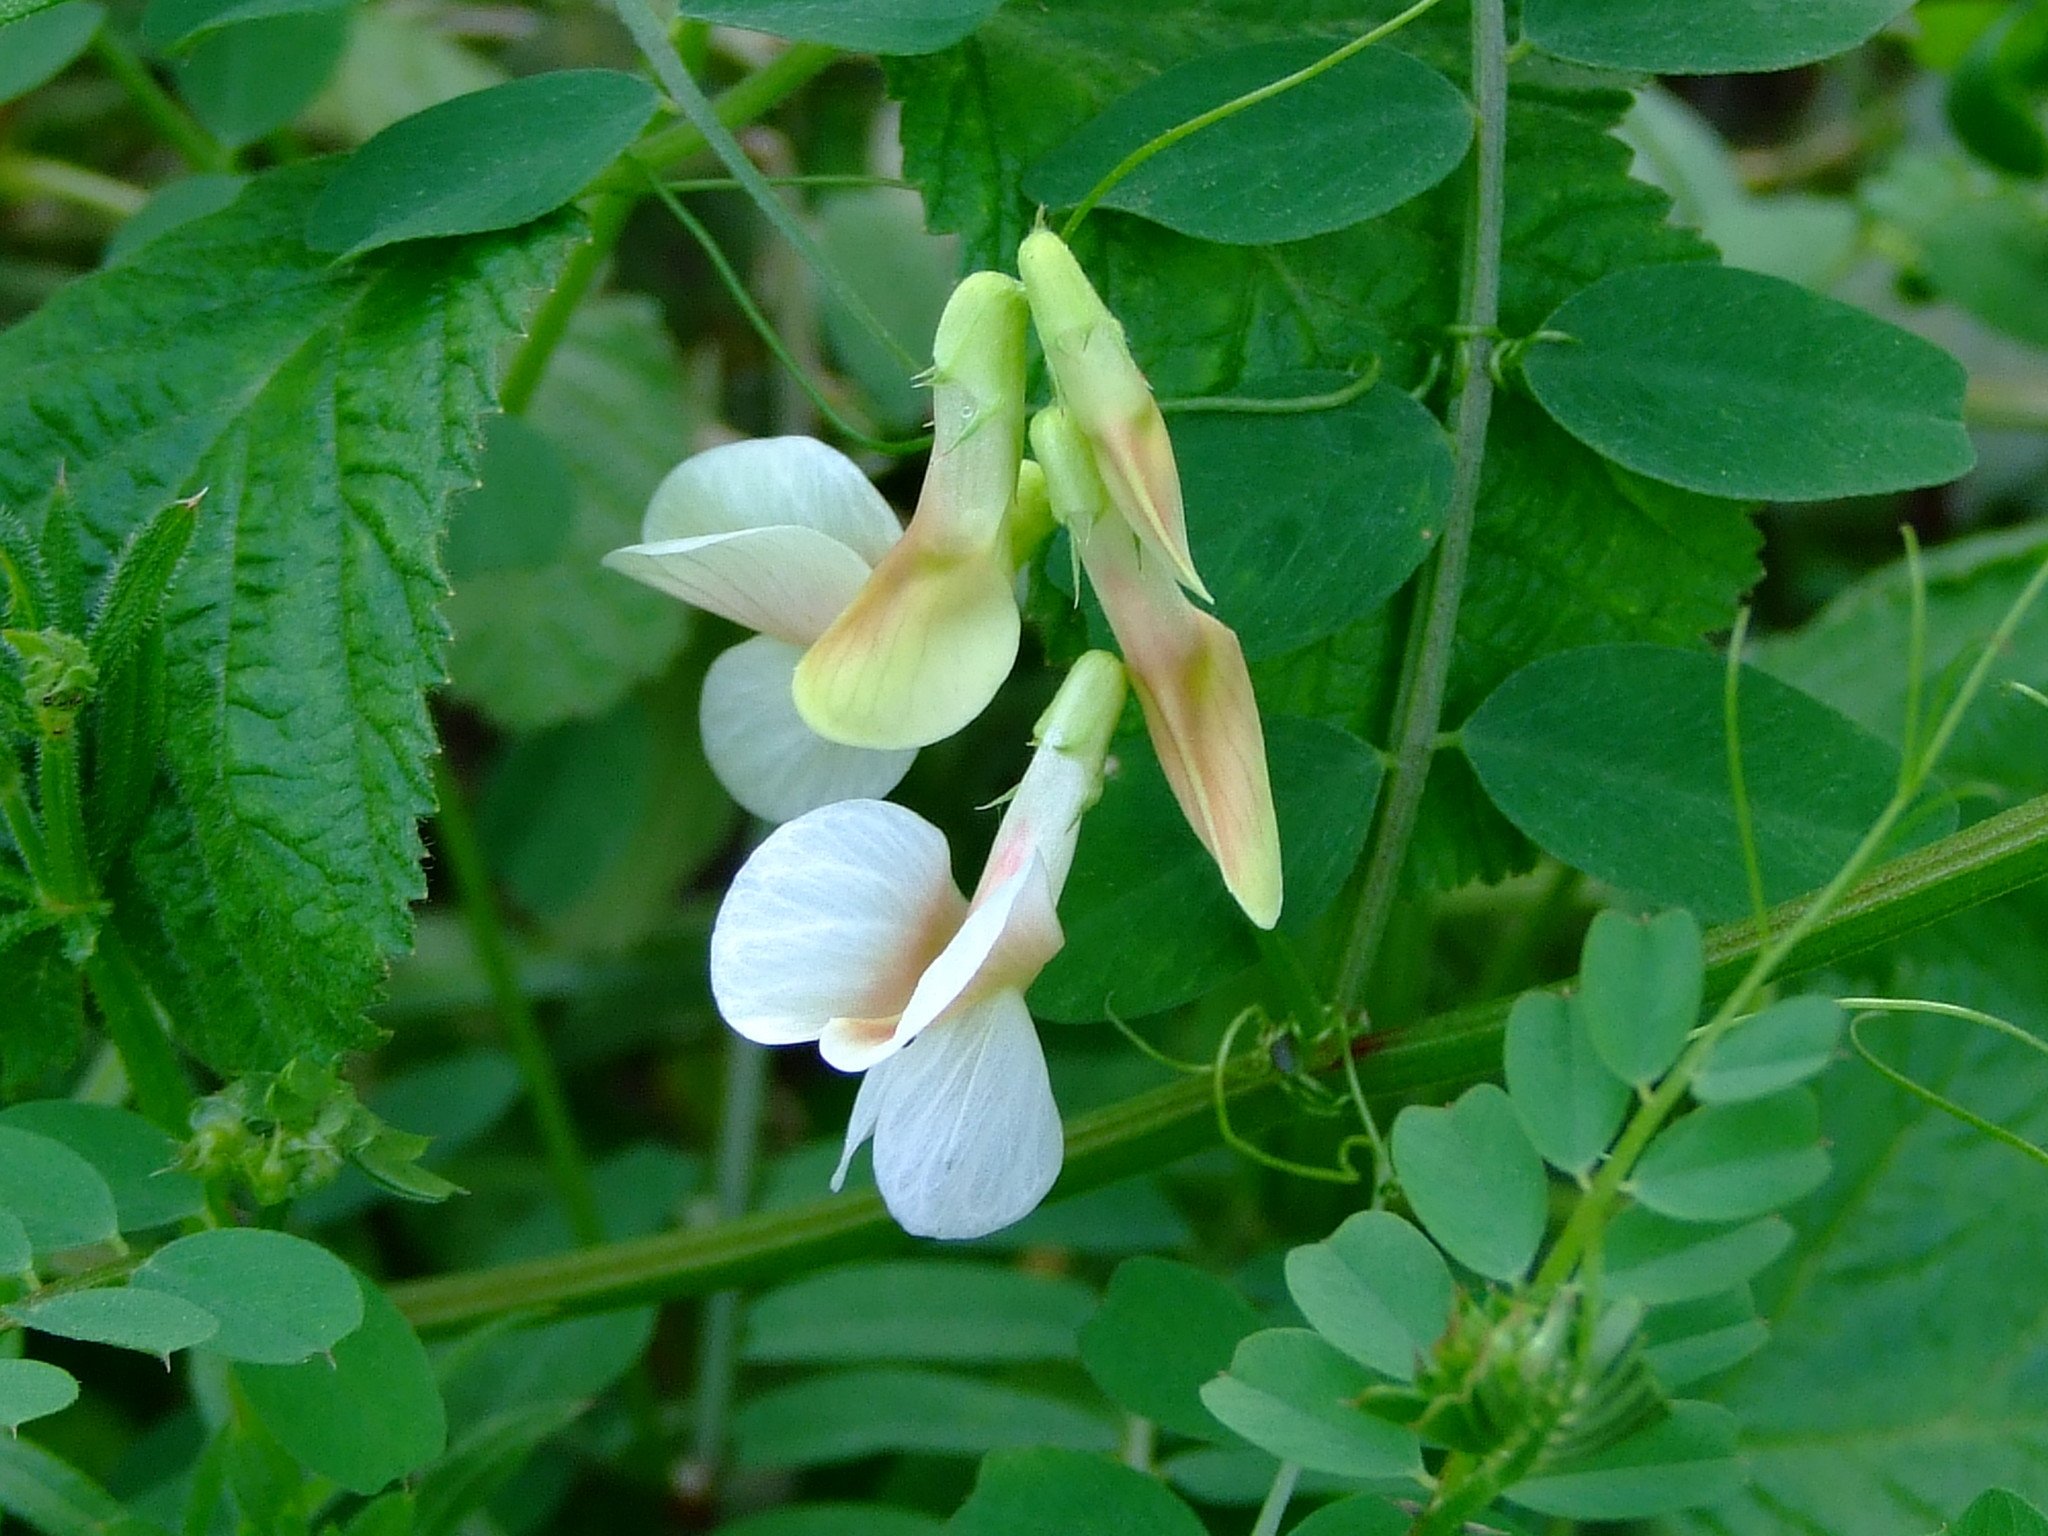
[0,1360,79,1431]
[1079,1257,1261,1441]
[1179,381,1451,660]
[1390,1083,1548,1282]
[0,2,104,106]
[1462,644,1923,923]
[1025,38,1471,244]
[1510,1400,1742,1520]
[0,165,577,1072]
[732,1369,1116,1470]
[1642,1289,1769,1391]
[141,0,344,49]
[1693,995,1845,1105]
[950,1448,1207,1536]
[306,71,656,257]
[1951,1490,2048,1536]
[0,1127,119,1256]
[175,11,350,151]
[1284,1211,1453,1382]
[1633,1090,1831,1224]
[6,1288,220,1358]
[1033,715,1379,1022]
[1504,989,1631,1176]
[1603,1207,1793,1307]
[1523,0,1913,74]
[1200,1329,1423,1480]
[134,1228,364,1364]
[1574,908,1705,1089]
[741,1261,1095,1365]
[0,1102,204,1232]
[1523,264,1973,502]
[235,1274,446,1494]
[675,0,1004,53]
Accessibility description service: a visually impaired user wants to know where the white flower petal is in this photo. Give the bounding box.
[643,436,902,565]
[603,526,872,646]
[701,636,916,824]
[851,989,1064,1241]
[710,799,965,1046]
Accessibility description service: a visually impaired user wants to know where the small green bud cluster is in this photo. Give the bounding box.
[4,628,97,739]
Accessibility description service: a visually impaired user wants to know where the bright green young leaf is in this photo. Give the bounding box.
[1078,1257,1261,1441]
[235,1275,446,1494]
[305,71,656,257]
[1602,1207,1793,1306]
[675,0,1003,53]
[1574,908,1705,1088]
[950,1448,1206,1536]
[742,1261,1095,1364]
[1950,1490,2048,1536]
[7,1288,219,1357]
[1523,0,1913,73]
[1462,644,1922,922]
[724,1508,941,1536]
[1633,1090,1831,1223]
[1693,996,1845,1104]
[1642,1289,1768,1390]
[0,1127,119,1255]
[140,0,342,47]
[732,1369,1117,1470]
[1283,1211,1453,1382]
[1033,716,1379,1021]
[0,1360,78,1431]
[104,174,248,264]
[0,2,103,105]
[1510,1400,1742,1519]
[1025,39,1471,244]
[134,1228,364,1364]
[175,10,350,150]
[1523,264,1973,502]
[0,1102,203,1231]
[1390,1084,1548,1282]
[0,1215,28,1277]
[0,167,577,1071]
[1504,989,1631,1175]
[1200,1329,1423,1480]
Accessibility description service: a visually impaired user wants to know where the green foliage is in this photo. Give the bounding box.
[176,11,350,150]
[0,1126,119,1254]
[1523,0,1912,73]
[674,0,1005,53]
[0,1358,80,1430]
[1201,1328,1422,1478]
[1631,1091,1831,1223]
[1601,1208,1792,1307]
[1949,1490,2048,1536]
[6,1288,219,1356]
[1692,996,1845,1104]
[741,1260,1095,1363]
[1283,1211,1454,1381]
[1390,1084,1547,1282]
[1078,1257,1260,1440]
[1573,908,1704,1088]
[1506,1400,1741,1519]
[132,1228,363,1363]
[1503,990,1629,1176]
[0,2,102,104]
[948,1449,1205,1536]
[140,0,344,48]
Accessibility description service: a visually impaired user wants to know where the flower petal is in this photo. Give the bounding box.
[642,436,902,565]
[710,799,966,1045]
[841,989,1064,1241]
[603,526,871,645]
[700,635,916,824]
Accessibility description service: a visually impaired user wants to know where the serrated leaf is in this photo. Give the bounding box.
[0,1360,77,1430]
[1079,1256,1260,1441]
[1575,908,1705,1088]
[741,1261,1095,1364]
[1025,39,1471,244]
[1200,1329,1423,1480]
[1524,0,1913,73]
[0,165,578,1071]
[134,1228,363,1364]
[1633,1091,1831,1223]
[1284,1211,1453,1382]
[0,1126,119,1255]
[0,2,104,105]
[731,1369,1116,1469]
[1603,1207,1793,1307]
[305,71,657,258]
[1523,264,1973,502]
[7,1288,219,1356]
[1390,1084,1548,1282]
[949,1448,1206,1536]
[673,0,1004,53]
[1694,995,1844,1104]
[1504,988,1631,1175]
[1510,1400,1741,1519]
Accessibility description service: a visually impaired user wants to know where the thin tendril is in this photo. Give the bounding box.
[1842,996,2048,1172]
[659,173,914,193]
[1105,1004,1209,1076]
[1210,1010,1366,1185]
[642,170,933,457]
[2009,679,2048,711]
[1160,361,1382,416]
[1724,607,1770,934]
[1057,0,1453,237]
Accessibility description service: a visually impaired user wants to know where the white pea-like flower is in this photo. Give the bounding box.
[708,651,1128,1240]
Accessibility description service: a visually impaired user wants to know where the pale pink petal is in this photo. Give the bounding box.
[642,436,902,565]
[603,526,871,646]
[710,799,966,1045]
[700,635,916,824]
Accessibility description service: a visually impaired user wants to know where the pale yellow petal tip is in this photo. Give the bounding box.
[1227,859,1284,931]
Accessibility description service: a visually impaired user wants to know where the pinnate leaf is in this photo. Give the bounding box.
[1283,1212,1453,1382]
[1603,1207,1793,1307]
[1390,1084,1547,1282]
[1079,1257,1260,1440]
[1574,908,1705,1088]
[1693,995,1845,1104]
[1504,988,1630,1175]
[675,0,1004,53]
[1200,1329,1422,1480]
[1509,1400,1742,1519]
[742,1260,1095,1364]
[134,1228,363,1364]
[0,1127,118,1255]
[0,1360,78,1431]
[6,1288,220,1357]
[1524,0,1913,74]
[1633,1091,1831,1223]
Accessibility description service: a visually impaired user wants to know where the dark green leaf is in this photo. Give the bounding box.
[0,1436,160,1536]
[0,1101,203,1231]
[1286,1496,1410,1536]
[0,1126,119,1254]
[1079,1256,1260,1440]
[235,1275,446,1494]
[104,174,248,264]
[743,1261,1095,1364]
[673,0,1004,53]
[1504,989,1630,1175]
[0,1214,28,1276]
[1524,0,1912,73]
[141,0,344,48]
[1602,1207,1793,1306]
[440,1309,654,1435]
[1283,1211,1453,1381]
[1523,264,1973,502]
[85,497,199,676]
[1951,1490,2048,1536]
[1200,1329,1422,1480]
[1510,1401,1741,1519]
[723,1508,941,1536]
[305,71,657,257]
[0,1359,78,1430]
[1025,39,1470,243]
[1462,645,1922,922]
[7,1288,219,1356]
[949,1449,1206,1536]
[1642,1289,1768,1390]
[1033,715,1379,1022]
[1574,908,1704,1088]
[0,2,104,105]
[412,1401,582,1536]
[134,1228,363,1364]
[1633,1091,1831,1223]
[175,10,350,150]
[732,1370,1117,1469]
[1390,1084,1547,1282]
[1693,995,1844,1104]
[0,933,83,1096]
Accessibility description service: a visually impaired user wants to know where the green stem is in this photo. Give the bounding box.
[431,759,604,1248]
[1057,0,1452,236]
[1331,0,1508,1012]
[390,789,2048,1332]
[89,34,232,174]
[36,735,93,909]
[1249,1462,1301,1536]
[0,155,148,221]
[498,43,839,415]
[83,925,190,1133]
